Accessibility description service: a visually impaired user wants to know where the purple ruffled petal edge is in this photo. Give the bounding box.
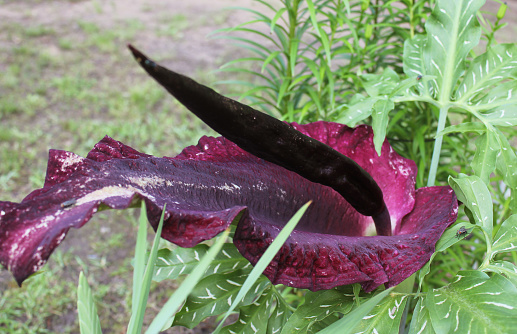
[234,186,458,292]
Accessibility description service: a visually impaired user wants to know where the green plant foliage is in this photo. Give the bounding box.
[280,289,354,333]
[449,174,493,241]
[220,287,275,334]
[172,270,271,329]
[426,271,517,333]
[152,243,250,282]
[491,215,517,257]
[350,294,408,334]
[77,272,102,334]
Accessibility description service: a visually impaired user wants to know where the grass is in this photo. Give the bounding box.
[0,1,234,333]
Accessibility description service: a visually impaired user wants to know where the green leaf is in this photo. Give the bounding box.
[437,122,486,136]
[131,201,148,316]
[267,292,293,334]
[281,289,354,334]
[456,44,517,103]
[146,229,231,333]
[491,215,517,256]
[128,205,166,334]
[220,288,275,334]
[172,269,269,329]
[471,130,500,183]
[77,272,102,334]
[338,95,379,126]
[484,261,517,286]
[424,0,483,102]
[350,294,408,334]
[372,99,394,155]
[408,297,435,334]
[494,128,517,188]
[426,271,517,333]
[449,175,493,240]
[213,202,312,334]
[153,243,249,282]
[315,288,393,334]
[362,68,400,97]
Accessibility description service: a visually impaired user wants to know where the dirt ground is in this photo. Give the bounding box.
[0,0,515,333]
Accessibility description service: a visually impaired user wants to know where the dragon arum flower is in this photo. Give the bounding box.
[0,47,457,292]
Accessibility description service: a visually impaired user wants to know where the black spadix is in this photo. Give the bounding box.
[127,45,391,236]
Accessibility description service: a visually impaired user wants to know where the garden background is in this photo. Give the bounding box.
[0,0,515,333]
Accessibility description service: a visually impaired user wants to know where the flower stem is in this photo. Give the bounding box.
[427,106,449,186]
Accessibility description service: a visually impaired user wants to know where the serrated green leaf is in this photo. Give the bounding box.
[471,130,500,183]
[351,294,408,334]
[153,243,250,282]
[484,261,517,286]
[426,271,517,333]
[408,297,435,334]
[372,99,394,155]
[491,215,517,256]
[424,0,483,102]
[281,289,354,334]
[220,288,275,334]
[316,288,393,334]
[77,272,102,334]
[362,68,400,97]
[494,128,517,188]
[172,270,270,329]
[267,293,293,334]
[338,95,380,126]
[437,122,487,136]
[456,44,517,101]
[449,175,493,240]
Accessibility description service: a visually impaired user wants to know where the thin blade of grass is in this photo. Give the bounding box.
[77,271,102,334]
[145,228,231,334]
[127,204,166,334]
[131,201,148,316]
[212,201,312,334]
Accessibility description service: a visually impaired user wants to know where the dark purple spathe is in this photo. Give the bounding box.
[0,122,457,291]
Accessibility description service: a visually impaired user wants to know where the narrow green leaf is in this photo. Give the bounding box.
[315,288,393,334]
[372,99,394,155]
[491,215,517,257]
[270,8,287,33]
[437,122,487,136]
[146,228,231,334]
[449,175,493,240]
[351,294,408,334]
[152,243,250,282]
[131,201,148,316]
[128,205,166,334]
[471,130,500,183]
[426,271,517,333]
[281,289,354,334]
[77,272,102,334]
[213,202,312,334]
